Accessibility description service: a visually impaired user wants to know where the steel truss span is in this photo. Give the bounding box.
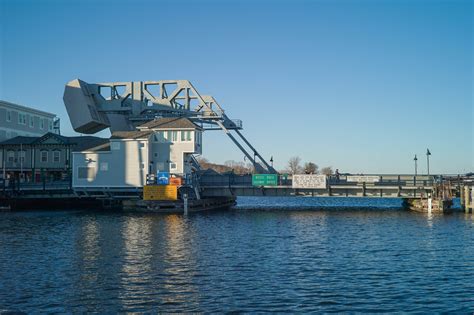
[63,79,276,174]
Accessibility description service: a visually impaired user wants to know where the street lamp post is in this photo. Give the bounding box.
[414,154,418,176]
[426,149,431,175]
[270,156,274,168]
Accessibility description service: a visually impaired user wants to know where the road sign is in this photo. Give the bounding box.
[347,175,380,183]
[252,174,278,186]
[157,172,170,185]
[143,185,177,201]
[292,174,327,189]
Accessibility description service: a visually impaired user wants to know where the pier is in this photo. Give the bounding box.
[1,173,471,213]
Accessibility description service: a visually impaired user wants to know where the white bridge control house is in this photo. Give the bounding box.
[72,117,202,189]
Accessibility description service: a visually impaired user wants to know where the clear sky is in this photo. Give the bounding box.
[0,0,472,174]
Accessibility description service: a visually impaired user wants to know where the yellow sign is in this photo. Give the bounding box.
[143,185,178,201]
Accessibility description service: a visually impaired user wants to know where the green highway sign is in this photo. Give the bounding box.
[252,174,278,186]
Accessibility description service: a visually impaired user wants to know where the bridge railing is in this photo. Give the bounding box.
[198,173,436,188]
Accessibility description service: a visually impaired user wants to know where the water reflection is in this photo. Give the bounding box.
[1,201,474,313]
[161,215,199,309]
[119,215,153,310]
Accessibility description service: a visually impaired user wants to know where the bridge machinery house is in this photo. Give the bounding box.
[0,132,108,183]
[72,117,203,189]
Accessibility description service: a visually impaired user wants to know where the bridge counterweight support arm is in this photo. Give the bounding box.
[234,129,276,174]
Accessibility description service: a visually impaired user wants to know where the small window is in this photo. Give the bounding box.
[53,150,60,163]
[154,131,165,143]
[181,130,192,142]
[40,119,44,130]
[48,120,53,131]
[140,163,145,169]
[78,167,95,179]
[7,151,15,163]
[100,162,108,171]
[40,150,48,163]
[18,113,26,125]
[154,153,158,158]
[172,131,177,142]
[170,162,177,170]
[139,142,145,148]
[29,116,34,128]
[6,111,11,122]
[111,142,120,150]
[19,150,26,163]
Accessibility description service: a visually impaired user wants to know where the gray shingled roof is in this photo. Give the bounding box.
[0,132,109,152]
[0,136,38,145]
[138,117,201,130]
[69,136,110,151]
[110,130,154,140]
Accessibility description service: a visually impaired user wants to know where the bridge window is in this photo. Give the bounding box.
[154,132,165,142]
[111,142,120,150]
[181,130,192,142]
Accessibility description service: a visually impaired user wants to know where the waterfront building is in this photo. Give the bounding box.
[73,117,203,188]
[0,100,60,142]
[0,132,108,184]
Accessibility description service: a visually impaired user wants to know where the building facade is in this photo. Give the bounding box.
[73,118,203,189]
[0,132,108,185]
[0,100,59,142]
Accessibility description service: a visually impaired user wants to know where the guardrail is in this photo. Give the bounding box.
[198,173,436,187]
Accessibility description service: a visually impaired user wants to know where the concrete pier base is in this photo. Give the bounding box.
[461,186,474,213]
[403,198,453,213]
[123,196,236,213]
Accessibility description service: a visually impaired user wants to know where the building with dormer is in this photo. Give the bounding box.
[72,117,203,189]
[0,132,108,184]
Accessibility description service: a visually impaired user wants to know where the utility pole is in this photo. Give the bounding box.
[426,149,431,175]
[414,154,418,176]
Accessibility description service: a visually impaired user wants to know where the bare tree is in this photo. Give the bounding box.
[304,162,319,174]
[321,166,333,176]
[287,156,303,174]
[224,160,252,174]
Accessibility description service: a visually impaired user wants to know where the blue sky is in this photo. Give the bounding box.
[0,0,472,174]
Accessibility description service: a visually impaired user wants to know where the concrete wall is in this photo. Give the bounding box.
[73,139,149,188]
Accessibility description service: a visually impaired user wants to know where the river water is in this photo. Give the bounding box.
[1,197,473,313]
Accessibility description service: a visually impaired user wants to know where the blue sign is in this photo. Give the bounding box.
[157,172,170,185]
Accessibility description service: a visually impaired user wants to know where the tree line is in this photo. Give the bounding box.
[197,156,334,175]
[285,156,333,175]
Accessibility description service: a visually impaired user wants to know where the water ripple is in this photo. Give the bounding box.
[0,197,473,312]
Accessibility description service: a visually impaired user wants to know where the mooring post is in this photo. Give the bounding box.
[183,193,189,215]
[427,193,432,214]
[461,185,466,212]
